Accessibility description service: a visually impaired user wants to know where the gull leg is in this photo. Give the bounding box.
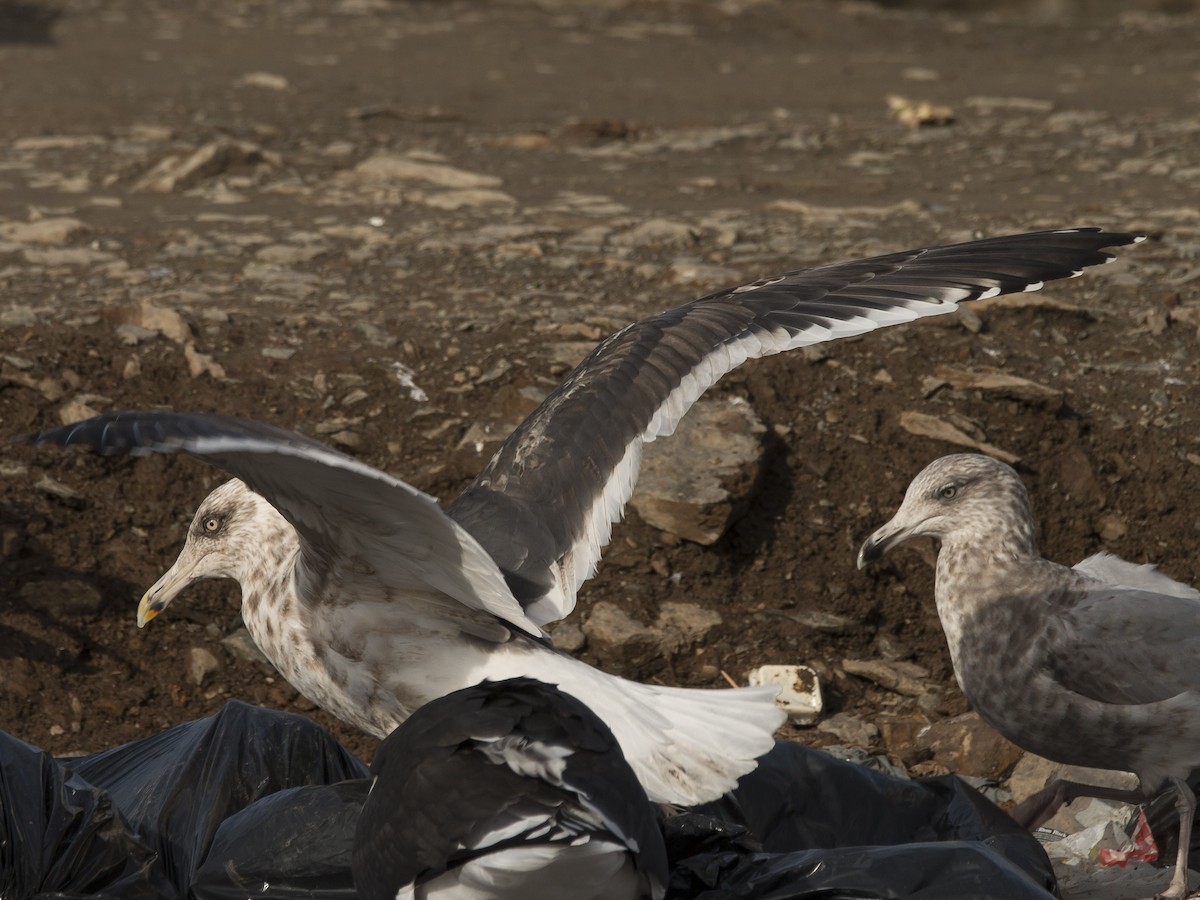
[1156,777,1195,900]
[1011,779,1147,830]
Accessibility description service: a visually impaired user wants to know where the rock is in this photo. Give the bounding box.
[132,140,275,193]
[665,259,742,287]
[897,411,1019,465]
[352,153,502,189]
[59,399,101,425]
[876,713,931,752]
[413,188,517,210]
[19,578,105,617]
[235,71,290,91]
[934,366,1063,408]
[630,398,765,544]
[610,218,697,250]
[187,647,220,686]
[842,658,930,697]
[547,621,586,653]
[581,602,658,667]
[818,712,880,747]
[221,628,272,666]
[746,664,823,724]
[34,475,85,507]
[184,343,226,379]
[1007,752,1141,833]
[261,347,297,360]
[654,602,722,654]
[0,217,90,245]
[901,711,1024,779]
[104,299,192,344]
[115,323,159,345]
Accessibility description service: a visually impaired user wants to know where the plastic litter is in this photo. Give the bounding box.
[2,700,1058,899]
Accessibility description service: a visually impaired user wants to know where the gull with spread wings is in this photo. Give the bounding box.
[30,227,1141,806]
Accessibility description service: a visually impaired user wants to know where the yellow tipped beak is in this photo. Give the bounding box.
[137,593,159,628]
[137,555,200,628]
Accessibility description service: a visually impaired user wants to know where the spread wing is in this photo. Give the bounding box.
[447,228,1144,624]
[26,410,544,640]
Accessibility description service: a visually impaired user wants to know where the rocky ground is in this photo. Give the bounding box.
[1,0,1199,892]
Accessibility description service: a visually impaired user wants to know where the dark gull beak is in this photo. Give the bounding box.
[857,520,913,570]
[138,554,202,627]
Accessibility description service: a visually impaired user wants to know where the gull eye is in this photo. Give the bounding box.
[202,515,223,534]
[937,485,958,501]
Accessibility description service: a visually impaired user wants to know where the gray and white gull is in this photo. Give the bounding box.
[858,453,1200,900]
[30,228,1140,807]
[353,677,668,900]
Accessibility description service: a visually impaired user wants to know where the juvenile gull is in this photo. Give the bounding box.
[858,454,1200,900]
[30,228,1141,806]
[353,677,668,900]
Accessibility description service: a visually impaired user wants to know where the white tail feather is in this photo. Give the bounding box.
[538,654,785,806]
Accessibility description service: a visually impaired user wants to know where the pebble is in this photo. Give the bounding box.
[187,646,220,686]
[817,712,880,747]
[221,628,273,666]
[841,657,930,697]
[581,602,659,667]
[352,153,502,189]
[0,217,90,245]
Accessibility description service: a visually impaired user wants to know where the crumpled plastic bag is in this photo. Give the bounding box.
[2,700,1056,899]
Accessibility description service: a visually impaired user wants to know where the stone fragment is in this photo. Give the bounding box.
[818,712,880,747]
[187,647,220,686]
[887,94,955,127]
[34,475,84,506]
[547,621,586,654]
[897,411,1019,465]
[934,366,1063,408]
[132,140,275,193]
[236,71,290,91]
[581,602,658,667]
[413,189,517,210]
[747,664,823,724]
[0,217,90,245]
[630,398,765,544]
[221,628,273,666]
[610,218,697,250]
[655,602,722,654]
[901,711,1024,778]
[1007,752,1141,833]
[184,343,226,379]
[352,154,501,189]
[665,260,741,287]
[842,658,930,697]
[59,399,101,425]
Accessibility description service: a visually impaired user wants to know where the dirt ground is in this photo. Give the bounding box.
[1,0,1198,795]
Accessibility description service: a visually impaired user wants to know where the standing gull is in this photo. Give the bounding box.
[30,228,1140,807]
[858,454,1200,900]
[353,677,668,900]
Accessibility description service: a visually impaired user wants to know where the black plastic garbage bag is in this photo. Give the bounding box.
[1,700,1057,899]
[0,730,174,900]
[2,700,367,899]
[664,740,1058,899]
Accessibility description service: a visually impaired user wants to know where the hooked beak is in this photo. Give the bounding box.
[137,556,201,627]
[857,518,918,570]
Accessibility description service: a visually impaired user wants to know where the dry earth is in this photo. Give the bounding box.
[1,0,1198,861]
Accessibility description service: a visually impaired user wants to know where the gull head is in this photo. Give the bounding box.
[857,454,1035,569]
[138,478,291,627]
